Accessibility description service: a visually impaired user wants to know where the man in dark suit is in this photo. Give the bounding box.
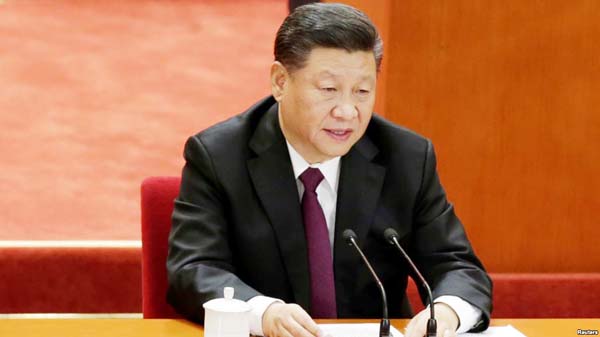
[167,3,492,337]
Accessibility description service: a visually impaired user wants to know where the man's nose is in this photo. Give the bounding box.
[331,97,358,120]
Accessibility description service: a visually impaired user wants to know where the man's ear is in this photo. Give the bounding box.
[270,61,288,101]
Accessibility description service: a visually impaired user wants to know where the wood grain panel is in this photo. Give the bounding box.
[386,1,600,272]
[334,1,600,272]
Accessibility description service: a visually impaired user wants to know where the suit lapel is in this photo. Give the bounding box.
[333,136,386,312]
[247,103,311,310]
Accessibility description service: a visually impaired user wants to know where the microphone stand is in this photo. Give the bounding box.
[343,230,391,337]
[385,228,437,337]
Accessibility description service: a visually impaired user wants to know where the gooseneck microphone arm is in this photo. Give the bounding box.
[342,229,390,337]
[383,228,437,337]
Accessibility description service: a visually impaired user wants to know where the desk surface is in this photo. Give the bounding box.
[0,318,598,337]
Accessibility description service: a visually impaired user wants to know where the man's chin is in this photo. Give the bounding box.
[319,145,353,159]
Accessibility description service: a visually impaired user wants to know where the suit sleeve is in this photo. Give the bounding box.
[166,135,262,323]
[411,140,493,332]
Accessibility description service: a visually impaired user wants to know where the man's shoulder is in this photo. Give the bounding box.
[366,114,431,154]
[189,96,276,149]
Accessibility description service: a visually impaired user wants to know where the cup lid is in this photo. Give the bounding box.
[202,287,251,313]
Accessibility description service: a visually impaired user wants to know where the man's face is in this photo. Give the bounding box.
[272,47,377,164]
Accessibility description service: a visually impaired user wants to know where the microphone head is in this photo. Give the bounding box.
[383,228,399,244]
[342,229,358,245]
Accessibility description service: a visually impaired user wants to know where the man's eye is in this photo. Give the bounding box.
[321,87,337,92]
[358,89,370,95]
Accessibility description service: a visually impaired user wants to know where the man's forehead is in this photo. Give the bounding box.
[300,48,377,78]
[313,69,374,81]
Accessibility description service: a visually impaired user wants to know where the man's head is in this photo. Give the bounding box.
[271,3,382,164]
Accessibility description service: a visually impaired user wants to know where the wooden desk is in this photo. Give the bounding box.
[0,318,598,337]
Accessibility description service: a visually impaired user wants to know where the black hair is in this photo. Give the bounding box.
[274,3,383,72]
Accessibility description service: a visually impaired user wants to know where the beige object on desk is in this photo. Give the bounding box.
[202,287,251,337]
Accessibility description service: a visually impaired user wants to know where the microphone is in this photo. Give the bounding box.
[383,228,437,337]
[342,229,391,337]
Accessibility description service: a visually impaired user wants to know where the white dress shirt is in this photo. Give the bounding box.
[247,142,481,335]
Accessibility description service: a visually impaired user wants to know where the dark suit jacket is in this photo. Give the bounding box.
[167,96,492,331]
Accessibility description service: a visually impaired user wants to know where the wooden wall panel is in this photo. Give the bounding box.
[334,1,600,272]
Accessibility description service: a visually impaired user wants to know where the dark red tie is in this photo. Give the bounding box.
[299,167,337,318]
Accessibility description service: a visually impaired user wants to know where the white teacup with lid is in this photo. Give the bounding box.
[203,287,251,337]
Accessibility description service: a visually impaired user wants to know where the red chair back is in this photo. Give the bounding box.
[491,273,600,318]
[141,176,181,318]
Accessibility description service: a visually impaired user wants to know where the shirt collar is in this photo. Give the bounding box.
[286,141,341,192]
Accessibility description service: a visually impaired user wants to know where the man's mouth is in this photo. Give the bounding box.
[324,128,352,141]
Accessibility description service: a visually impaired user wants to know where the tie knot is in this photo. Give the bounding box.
[299,167,324,193]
